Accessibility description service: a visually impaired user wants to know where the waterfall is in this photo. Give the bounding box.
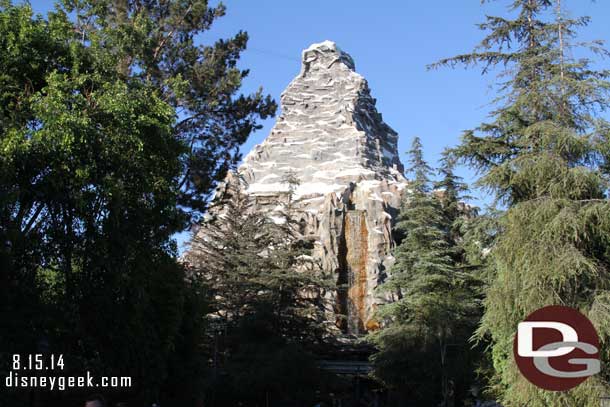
[340,210,369,335]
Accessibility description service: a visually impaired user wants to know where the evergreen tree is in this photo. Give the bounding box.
[188,175,335,405]
[188,175,329,341]
[435,149,471,247]
[187,178,271,323]
[370,138,480,406]
[432,1,610,405]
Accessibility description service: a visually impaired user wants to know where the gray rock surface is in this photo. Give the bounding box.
[190,40,408,334]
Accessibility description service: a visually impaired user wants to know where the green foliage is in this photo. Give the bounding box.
[188,177,336,404]
[0,1,273,405]
[211,312,339,407]
[370,138,482,406]
[433,1,610,405]
[60,0,277,218]
[435,149,471,246]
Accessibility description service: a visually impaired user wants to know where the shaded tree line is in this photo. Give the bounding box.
[2,0,610,406]
[0,0,273,405]
[185,175,340,406]
[371,0,610,406]
[369,138,487,406]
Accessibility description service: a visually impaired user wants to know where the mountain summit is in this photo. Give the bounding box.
[242,40,404,199]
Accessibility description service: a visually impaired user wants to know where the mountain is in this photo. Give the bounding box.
[188,40,408,335]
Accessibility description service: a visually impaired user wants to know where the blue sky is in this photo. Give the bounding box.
[27,0,610,251]
[202,0,609,191]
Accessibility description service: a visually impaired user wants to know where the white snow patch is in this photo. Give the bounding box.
[269,215,286,225]
[356,180,382,190]
[312,170,336,180]
[294,182,347,199]
[300,196,325,205]
[258,174,281,182]
[336,168,375,178]
[368,192,384,202]
[248,182,290,194]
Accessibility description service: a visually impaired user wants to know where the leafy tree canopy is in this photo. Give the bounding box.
[0,1,274,405]
[432,0,610,405]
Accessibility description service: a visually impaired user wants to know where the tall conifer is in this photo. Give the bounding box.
[370,138,479,405]
[188,175,331,344]
[187,176,334,404]
[432,1,610,404]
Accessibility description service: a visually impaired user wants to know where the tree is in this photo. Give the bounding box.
[187,175,334,405]
[432,1,610,405]
[62,0,277,219]
[0,1,274,405]
[434,149,471,247]
[189,175,331,339]
[0,2,71,390]
[370,137,480,406]
[186,177,272,323]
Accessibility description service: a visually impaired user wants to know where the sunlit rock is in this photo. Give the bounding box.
[188,41,408,335]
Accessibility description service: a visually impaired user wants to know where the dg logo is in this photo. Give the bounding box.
[514,305,601,391]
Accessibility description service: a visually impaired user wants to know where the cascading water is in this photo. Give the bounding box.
[341,210,369,335]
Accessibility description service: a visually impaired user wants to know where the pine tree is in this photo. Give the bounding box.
[435,149,471,246]
[188,175,330,342]
[187,177,269,322]
[432,1,610,405]
[370,137,480,406]
[188,175,335,404]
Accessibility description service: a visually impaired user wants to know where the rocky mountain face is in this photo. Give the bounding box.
[190,41,408,335]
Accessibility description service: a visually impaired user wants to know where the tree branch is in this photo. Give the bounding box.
[152,4,193,63]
